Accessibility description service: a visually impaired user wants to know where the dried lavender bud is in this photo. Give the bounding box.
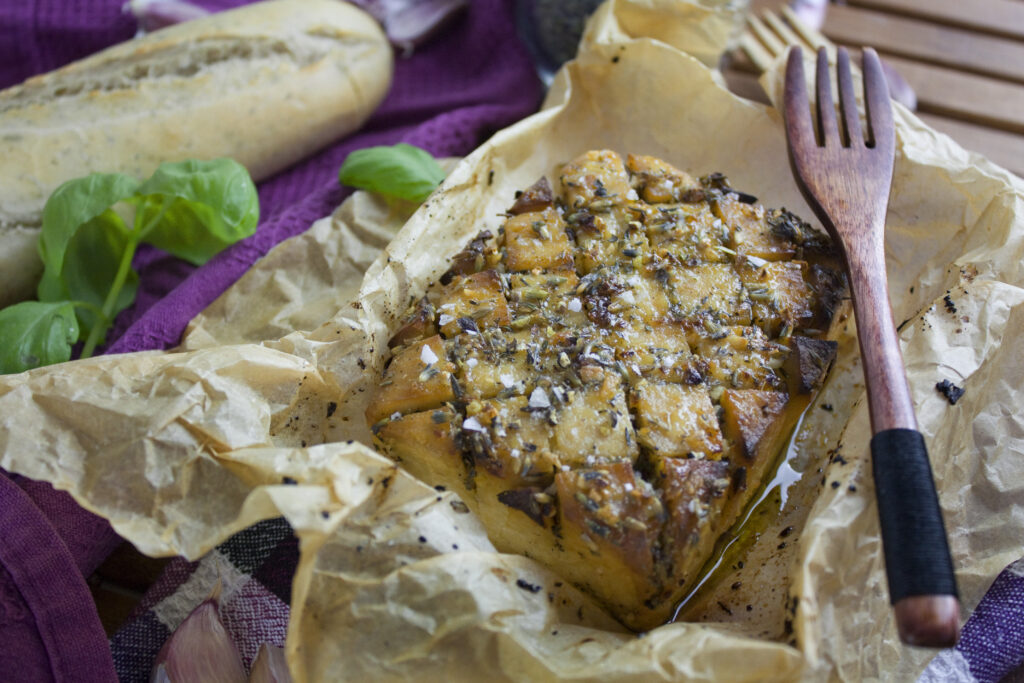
[150,584,246,683]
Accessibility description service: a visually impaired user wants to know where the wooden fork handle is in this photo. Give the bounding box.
[844,226,960,647]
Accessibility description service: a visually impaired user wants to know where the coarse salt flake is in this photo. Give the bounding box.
[568,298,582,312]
[529,387,551,409]
[462,416,484,432]
[439,314,455,326]
[420,344,438,365]
[500,373,515,388]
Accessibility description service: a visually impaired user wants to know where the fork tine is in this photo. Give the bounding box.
[862,48,895,154]
[836,47,863,147]
[783,47,816,149]
[815,47,839,147]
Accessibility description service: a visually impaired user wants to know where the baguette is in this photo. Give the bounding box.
[0,0,392,307]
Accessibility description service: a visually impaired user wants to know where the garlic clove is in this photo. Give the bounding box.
[150,586,246,683]
[126,0,210,35]
[248,643,294,683]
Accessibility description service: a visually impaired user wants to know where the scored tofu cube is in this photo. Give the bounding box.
[366,335,455,425]
[436,270,510,337]
[783,335,838,395]
[645,203,730,264]
[609,322,693,383]
[449,334,533,401]
[377,406,467,495]
[720,389,789,462]
[560,149,633,208]
[550,372,638,467]
[555,461,663,583]
[668,263,751,328]
[464,396,556,487]
[626,154,698,204]
[691,326,788,391]
[654,457,730,575]
[579,268,671,328]
[738,261,815,335]
[507,269,587,329]
[718,195,797,262]
[573,208,649,274]
[503,207,574,272]
[630,382,723,458]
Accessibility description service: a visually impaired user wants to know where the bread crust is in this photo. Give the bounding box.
[0,0,392,307]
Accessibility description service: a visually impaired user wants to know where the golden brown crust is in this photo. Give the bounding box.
[369,150,843,630]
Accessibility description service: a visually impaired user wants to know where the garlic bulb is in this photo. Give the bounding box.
[150,584,246,683]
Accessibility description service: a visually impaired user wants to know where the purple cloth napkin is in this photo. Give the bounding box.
[0,1,541,681]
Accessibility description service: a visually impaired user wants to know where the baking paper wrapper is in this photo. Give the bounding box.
[3,1,1024,679]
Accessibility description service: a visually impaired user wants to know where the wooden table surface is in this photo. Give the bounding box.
[725,0,1024,179]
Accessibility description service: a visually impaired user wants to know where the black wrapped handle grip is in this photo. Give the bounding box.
[871,429,960,646]
[871,429,958,601]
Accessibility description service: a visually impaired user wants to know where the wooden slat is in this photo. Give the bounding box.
[721,67,770,104]
[823,5,1024,85]
[840,54,1024,135]
[845,0,1024,42]
[916,114,1024,178]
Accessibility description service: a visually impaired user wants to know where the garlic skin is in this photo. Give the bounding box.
[249,643,294,683]
[150,594,246,683]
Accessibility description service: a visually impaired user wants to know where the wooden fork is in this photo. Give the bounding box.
[783,46,960,648]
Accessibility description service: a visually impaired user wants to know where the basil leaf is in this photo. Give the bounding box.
[0,301,80,374]
[339,143,445,202]
[39,173,139,275]
[134,159,259,265]
[43,209,140,339]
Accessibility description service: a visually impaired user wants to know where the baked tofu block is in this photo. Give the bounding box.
[503,207,574,272]
[368,151,845,632]
[630,381,723,458]
[366,335,455,425]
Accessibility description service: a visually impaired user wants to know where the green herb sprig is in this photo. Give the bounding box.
[338,143,445,203]
[0,158,259,374]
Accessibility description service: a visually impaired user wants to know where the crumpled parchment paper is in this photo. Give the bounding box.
[2,1,1023,680]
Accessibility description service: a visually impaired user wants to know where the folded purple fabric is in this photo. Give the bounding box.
[0,1,541,681]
